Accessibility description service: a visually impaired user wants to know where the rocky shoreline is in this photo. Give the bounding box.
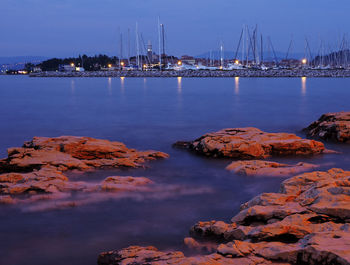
[2,112,350,264]
[30,69,350,78]
[99,168,350,265]
[98,113,350,265]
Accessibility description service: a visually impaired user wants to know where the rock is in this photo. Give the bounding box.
[99,176,153,192]
[97,245,274,265]
[0,195,16,204]
[0,167,77,195]
[0,136,169,172]
[305,111,350,142]
[0,136,169,206]
[226,160,318,177]
[183,237,217,252]
[175,127,325,159]
[100,168,350,264]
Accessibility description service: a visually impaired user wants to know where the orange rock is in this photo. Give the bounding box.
[226,160,318,177]
[305,111,350,142]
[175,127,325,159]
[108,168,350,265]
[1,136,169,172]
[99,176,153,192]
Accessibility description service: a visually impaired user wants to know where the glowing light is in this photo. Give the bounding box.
[302,58,307,64]
[108,64,112,68]
[235,60,239,65]
[70,63,75,67]
[219,66,223,70]
[120,62,125,66]
[177,60,182,66]
[143,64,147,68]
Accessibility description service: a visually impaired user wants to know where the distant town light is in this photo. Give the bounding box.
[302,58,307,64]
[108,64,112,68]
[235,60,239,65]
[177,60,182,66]
[120,62,125,66]
[143,64,147,68]
[70,63,75,67]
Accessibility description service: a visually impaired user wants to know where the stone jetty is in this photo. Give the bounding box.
[30,69,350,78]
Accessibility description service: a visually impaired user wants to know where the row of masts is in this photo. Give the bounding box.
[114,21,350,70]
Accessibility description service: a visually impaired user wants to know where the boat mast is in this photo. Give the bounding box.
[127,28,130,65]
[234,28,243,62]
[120,32,123,69]
[161,24,165,64]
[136,22,140,69]
[260,34,263,65]
[157,17,162,70]
[220,41,224,68]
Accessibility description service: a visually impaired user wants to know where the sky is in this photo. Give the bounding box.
[1,0,350,58]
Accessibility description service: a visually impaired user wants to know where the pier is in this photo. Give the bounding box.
[30,69,350,78]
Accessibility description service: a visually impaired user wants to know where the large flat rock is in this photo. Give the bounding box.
[0,136,169,172]
[174,127,325,159]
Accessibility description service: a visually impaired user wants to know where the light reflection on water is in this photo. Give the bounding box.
[0,76,350,265]
[235,76,239,94]
[301,76,307,95]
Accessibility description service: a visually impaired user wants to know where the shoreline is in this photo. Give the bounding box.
[29,69,350,78]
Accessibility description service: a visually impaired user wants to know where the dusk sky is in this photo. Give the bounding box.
[1,0,349,57]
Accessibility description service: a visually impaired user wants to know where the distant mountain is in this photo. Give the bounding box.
[0,56,49,65]
[195,51,304,61]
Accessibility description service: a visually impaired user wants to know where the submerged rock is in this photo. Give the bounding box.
[305,111,350,142]
[226,160,318,177]
[100,168,350,264]
[174,127,325,159]
[0,167,154,196]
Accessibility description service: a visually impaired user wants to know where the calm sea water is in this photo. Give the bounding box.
[0,76,350,265]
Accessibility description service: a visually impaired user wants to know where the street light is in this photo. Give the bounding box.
[177,60,182,66]
[302,58,307,65]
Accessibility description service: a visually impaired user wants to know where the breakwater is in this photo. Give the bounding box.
[30,69,350,78]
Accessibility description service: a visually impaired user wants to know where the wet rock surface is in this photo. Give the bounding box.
[99,168,350,264]
[305,111,350,142]
[0,136,168,172]
[174,127,325,159]
[0,136,169,207]
[226,160,319,177]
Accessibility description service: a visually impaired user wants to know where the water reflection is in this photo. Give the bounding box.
[235,77,239,94]
[301,77,306,95]
[71,79,75,94]
[177,76,182,93]
[108,78,112,95]
[120,76,125,93]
